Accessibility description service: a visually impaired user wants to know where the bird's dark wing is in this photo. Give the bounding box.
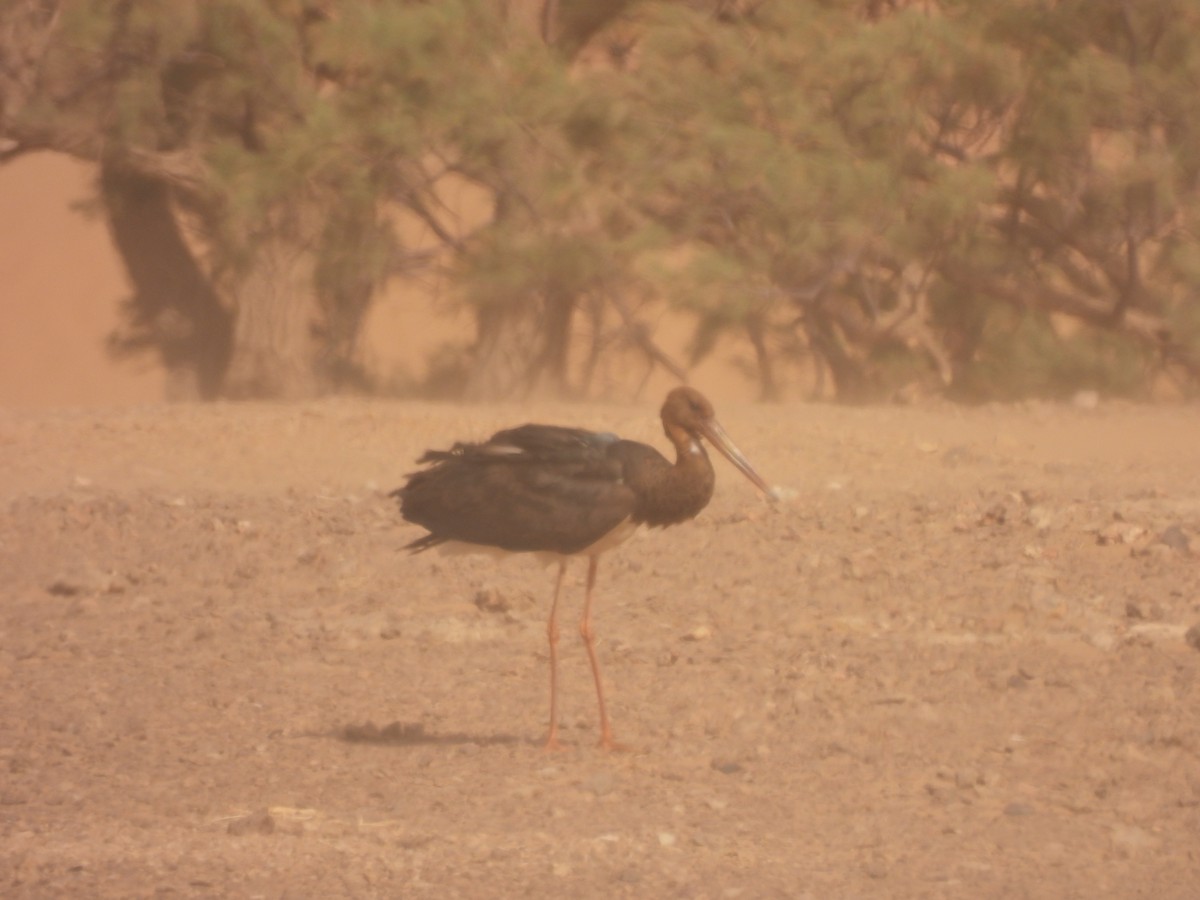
[395,425,637,555]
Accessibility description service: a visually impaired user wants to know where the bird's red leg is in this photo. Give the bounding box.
[543,561,568,752]
[580,555,620,750]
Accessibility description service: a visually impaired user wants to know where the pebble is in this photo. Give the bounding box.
[1124,600,1160,621]
[862,859,889,880]
[1086,630,1118,652]
[1026,506,1054,531]
[710,757,744,775]
[1003,802,1035,817]
[1137,542,1176,564]
[1097,522,1145,546]
[581,773,616,797]
[474,588,509,614]
[227,808,275,836]
[47,564,113,597]
[1185,623,1200,653]
[1158,525,1190,552]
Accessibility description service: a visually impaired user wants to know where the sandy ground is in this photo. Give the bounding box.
[1,395,1198,898]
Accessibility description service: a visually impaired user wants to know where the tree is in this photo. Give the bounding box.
[561,0,1200,398]
[5,0,1200,401]
[1,1,489,397]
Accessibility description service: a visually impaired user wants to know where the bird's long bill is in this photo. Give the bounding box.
[700,417,775,500]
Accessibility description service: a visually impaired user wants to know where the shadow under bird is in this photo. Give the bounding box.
[392,386,775,750]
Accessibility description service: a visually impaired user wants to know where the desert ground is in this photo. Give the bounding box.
[2,153,1200,898]
[1,394,1199,898]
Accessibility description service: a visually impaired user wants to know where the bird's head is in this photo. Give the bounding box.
[661,386,715,437]
[661,386,775,499]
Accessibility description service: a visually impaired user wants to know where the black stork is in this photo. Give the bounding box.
[392,386,774,750]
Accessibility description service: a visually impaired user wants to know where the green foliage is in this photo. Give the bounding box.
[953,309,1149,402]
[11,0,1200,398]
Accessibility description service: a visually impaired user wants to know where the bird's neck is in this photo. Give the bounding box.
[636,428,715,526]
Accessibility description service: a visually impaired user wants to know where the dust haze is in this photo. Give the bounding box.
[2,155,1199,897]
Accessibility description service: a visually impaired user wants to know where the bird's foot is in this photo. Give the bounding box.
[597,732,631,753]
[542,733,571,753]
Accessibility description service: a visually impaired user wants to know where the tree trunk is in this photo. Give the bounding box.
[100,164,232,399]
[808,310,871,401]
[745,313,779,401]
[221,220,322,399]
[525,286,576,395]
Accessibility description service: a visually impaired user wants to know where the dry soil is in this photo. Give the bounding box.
[1,396,1199,898]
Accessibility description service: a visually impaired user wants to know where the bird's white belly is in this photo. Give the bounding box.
[577,517,640,557]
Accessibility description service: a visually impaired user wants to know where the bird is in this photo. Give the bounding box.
[391,386,774,750]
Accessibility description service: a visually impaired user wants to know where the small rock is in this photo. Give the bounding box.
[227,808,275,836]
[581,773,616,797]
[45,571,79,593]
[710,757,744,775]
[955,769,980,790]
[1026,506,1054,532]
[47,564,110,597]
[657,832,676,848]
[862,859,888,880]
[925,783,954,804]
[1086,630,1118,652]
[1003,802,1035,817]
[1158,525,1190,552]
[683,625,712,642]
[1185,623,1200,653]
[980,504,1007,526]
[1142,543,1176,562]
[474,588,509,614]
[1125,600,1163,621]
[1097,522,1145,546]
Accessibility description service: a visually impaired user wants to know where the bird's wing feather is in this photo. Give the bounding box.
[398,426,636,555]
